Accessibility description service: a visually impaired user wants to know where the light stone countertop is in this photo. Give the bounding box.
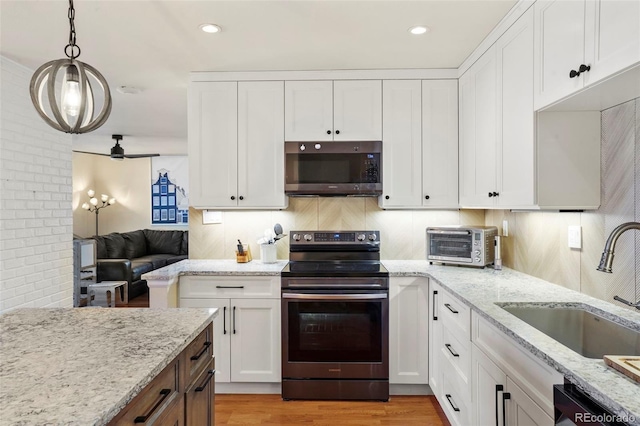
[142,259,287,281]
[383,260,640,425]
[0,307,218,426]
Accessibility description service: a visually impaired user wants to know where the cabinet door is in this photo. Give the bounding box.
[333,80,382,141]
[428,281,442,395]
[422,80,459,208]
[380,80,422,208]
[497,7,535,208]
[389,277,428,384]
[237,81,287,208]
[188,82,238,208]
[459,46,498,208]
[584,0,640,86]
[472,344,508,426]
[284,80,333,141]
[534,0,586,109]
[185,360,215,426]
[180,298,232,384]
[506,377,554,426]
[230,298,281,382]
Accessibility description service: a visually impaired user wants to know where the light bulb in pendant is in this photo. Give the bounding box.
[62,65,81,117]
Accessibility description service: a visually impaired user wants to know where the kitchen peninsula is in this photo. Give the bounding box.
[144,259,640,424]
[0,307,217,425]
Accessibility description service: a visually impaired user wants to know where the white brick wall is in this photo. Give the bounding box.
[0,56,74,313]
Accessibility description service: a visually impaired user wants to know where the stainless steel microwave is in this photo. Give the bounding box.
[427,226,498,267]
[285,141,382,196]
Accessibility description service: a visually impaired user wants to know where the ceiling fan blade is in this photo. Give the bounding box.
[73,150,111,157]
[124,153,160,158]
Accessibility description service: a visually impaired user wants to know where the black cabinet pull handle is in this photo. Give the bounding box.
[493,191,500,197]
[488,192,494,197]
[445,303,459,314]
[223,306,227,335]
[425,195,430,200]
[215,285,245,289]
[233,306,237,334]
[134,389,171,423]
[335,130,340,134]
[195,369,216,392]
[569,64,591,78]
[239,196,244,201]
[445,394,460,412]
[385,195,390,200]
[432,290,438,321]
[445,343,460,357]
[230,196,236,200]
[495,384,503,426]
[503,392,511,426]
[190,341,211,361]
[327,130,332,134]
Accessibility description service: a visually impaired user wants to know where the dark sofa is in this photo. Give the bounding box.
[92,229,188,300]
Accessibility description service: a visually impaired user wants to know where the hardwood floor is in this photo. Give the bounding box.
[117,291,149,308]
[214,394,450,425]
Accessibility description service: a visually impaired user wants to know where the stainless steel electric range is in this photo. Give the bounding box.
[280,230,389,401]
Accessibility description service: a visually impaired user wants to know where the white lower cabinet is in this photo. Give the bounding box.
[179,276,281,385]
[389,277,429,384]
[471,311,562,426]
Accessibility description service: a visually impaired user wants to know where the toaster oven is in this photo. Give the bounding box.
[427,226,498,267]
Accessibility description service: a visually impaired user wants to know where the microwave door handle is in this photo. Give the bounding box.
[427,230,471,235]
[282,293,387,301]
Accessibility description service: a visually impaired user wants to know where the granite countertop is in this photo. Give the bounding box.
[0,307,218,426]
[142,259,287,281]
[383,260,640,425]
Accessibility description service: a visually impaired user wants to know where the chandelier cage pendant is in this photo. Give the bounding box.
[29,0,112,134]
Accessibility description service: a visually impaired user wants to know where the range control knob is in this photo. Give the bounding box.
[299,144,306,151]
[292,233,301,241]
[357,234,366,241]
[475,250,481,255]
[368,234,377,241]
[314,143,322,150]
[304,234,313,241]
[475,257,481,263]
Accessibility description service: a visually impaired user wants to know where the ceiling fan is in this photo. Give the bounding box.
[73,135,160,160]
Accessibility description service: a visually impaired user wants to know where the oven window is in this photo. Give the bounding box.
[429,234,473,259]
[286,153,380,184]
[287,300,383,363]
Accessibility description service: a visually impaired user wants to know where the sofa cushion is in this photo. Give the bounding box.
[180,232,189,255]
[134,255,171,270]
[130,260,154,282]
[93,236,108,259]
[143,229,183,255]
[166,255,188,265]
[122,230,147,259]
[102,233,127,259]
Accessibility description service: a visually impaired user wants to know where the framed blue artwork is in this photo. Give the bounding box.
[151,156,189,225]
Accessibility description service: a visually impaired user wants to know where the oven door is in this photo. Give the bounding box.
[427,229,474,264]
[281,290,389,380]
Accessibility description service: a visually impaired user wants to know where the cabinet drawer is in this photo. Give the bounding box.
[109,357,180,425]
[440,321,471,386]
[472,311,563,417]
[439,365,471,426]
[183,323,214,389]
[438,289,471,343]
[180,276,280,299]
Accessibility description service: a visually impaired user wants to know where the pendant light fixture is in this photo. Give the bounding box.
[29,0,112,134]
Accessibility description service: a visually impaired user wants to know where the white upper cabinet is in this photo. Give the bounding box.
[188,81,287,209]
[380,80,422,208]
[284,81,333,141]
[237,81,286,209]
[189,81,238,208]
[285,80,382,141]
[380,79,458,209]
[422,80,459,208]
[534,0,640,110]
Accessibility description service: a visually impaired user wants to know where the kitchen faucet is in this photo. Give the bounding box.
[597,222,640,309]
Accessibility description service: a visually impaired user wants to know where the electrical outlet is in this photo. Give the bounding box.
[203,210,223,224]
[502,219,509,237]
[568,225,581,249]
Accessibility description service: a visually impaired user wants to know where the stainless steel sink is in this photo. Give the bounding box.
[498,303,640,359]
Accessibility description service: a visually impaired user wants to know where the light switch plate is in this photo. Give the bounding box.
[568,225,581,249]
[502,219,509,237]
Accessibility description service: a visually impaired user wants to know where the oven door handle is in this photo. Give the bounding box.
[282,293,387,300]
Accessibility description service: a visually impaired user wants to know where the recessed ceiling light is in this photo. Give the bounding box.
[200,24,221,34]
[409,26,430,35]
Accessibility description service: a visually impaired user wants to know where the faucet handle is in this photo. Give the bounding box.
[613,295,640,310]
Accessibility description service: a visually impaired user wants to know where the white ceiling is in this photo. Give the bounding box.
[0,0,516,155]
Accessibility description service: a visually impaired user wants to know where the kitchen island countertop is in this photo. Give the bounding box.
[0,307,217,425]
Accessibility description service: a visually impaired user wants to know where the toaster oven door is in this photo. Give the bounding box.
[427,230,474,264]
